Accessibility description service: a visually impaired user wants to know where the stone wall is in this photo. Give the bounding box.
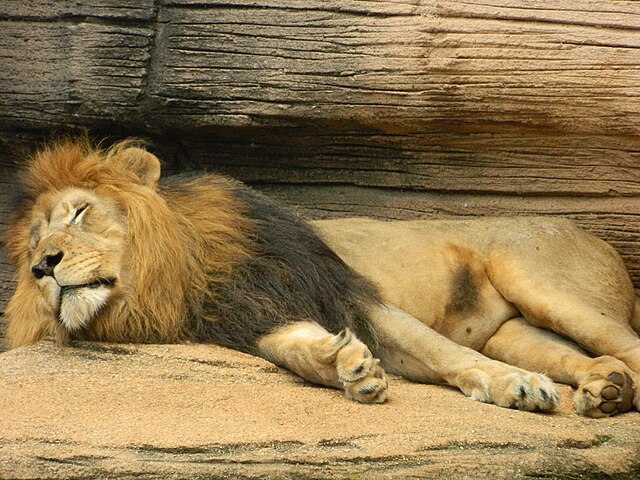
[1,0,640,315]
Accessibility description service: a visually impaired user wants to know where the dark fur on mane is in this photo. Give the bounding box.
[161,175,381,354]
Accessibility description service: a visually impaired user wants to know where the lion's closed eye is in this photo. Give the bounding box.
[70,204,89,224]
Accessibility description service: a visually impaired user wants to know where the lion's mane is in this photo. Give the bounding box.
[4,139,378,352]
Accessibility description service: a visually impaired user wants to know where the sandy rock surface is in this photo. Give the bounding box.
[1,341,639,479]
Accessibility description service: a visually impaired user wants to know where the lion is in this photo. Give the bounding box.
[3,139,640,418]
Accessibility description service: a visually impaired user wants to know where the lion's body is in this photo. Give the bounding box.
[4,140,640,417]
[315,217,635,351]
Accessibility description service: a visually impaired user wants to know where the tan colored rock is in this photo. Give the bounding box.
[1,341,639,479]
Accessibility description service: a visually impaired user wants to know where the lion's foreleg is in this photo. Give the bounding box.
[368,303,559,412]
[256,321,388,403]
[482,318,637,417]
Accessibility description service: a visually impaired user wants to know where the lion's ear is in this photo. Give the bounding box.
[108,146,161,188]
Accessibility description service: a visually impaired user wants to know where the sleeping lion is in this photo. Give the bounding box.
[4,139,640,418]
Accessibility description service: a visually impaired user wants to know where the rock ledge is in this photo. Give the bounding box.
[2,342,639,479]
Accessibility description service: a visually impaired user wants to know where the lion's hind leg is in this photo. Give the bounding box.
[369,304,559,412]
[256,321,389,404]
[482,318,636,417]
[487,251,640,413]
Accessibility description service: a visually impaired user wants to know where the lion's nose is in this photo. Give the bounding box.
[31,251,64,279]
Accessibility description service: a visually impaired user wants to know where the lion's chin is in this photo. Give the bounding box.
[58,286,111,332]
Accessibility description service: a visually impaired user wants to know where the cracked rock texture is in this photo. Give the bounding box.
[2,0,640,315]
[1,342,639,479]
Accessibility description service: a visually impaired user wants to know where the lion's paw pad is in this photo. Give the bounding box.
[575,371,634,418]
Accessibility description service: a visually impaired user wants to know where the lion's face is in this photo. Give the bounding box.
[2,140,165,343]
[26,187,127,331]
[6,139,230,348]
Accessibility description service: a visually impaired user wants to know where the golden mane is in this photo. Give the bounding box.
[4,139,251,347]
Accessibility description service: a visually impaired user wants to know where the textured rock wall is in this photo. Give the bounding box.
[1,0,640,316]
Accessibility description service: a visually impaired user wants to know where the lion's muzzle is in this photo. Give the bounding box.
[31,251,64,279]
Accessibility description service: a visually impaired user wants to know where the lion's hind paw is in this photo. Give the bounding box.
[575,370,635,418]
[493,371,559,412]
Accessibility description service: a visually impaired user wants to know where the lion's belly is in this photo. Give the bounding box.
[314,218,519,350]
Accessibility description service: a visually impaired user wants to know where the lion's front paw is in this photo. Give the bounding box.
[331,329,389,404]
[493,371,559,412]
[575,369,635,418]
[458,367,559,413]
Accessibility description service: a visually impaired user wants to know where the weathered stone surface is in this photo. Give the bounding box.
[1,0,639,195]
[1,342,639,479]
[1,1,640,318]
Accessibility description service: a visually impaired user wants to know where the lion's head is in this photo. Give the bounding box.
[4,139,166,341]
[3,138,247,349]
